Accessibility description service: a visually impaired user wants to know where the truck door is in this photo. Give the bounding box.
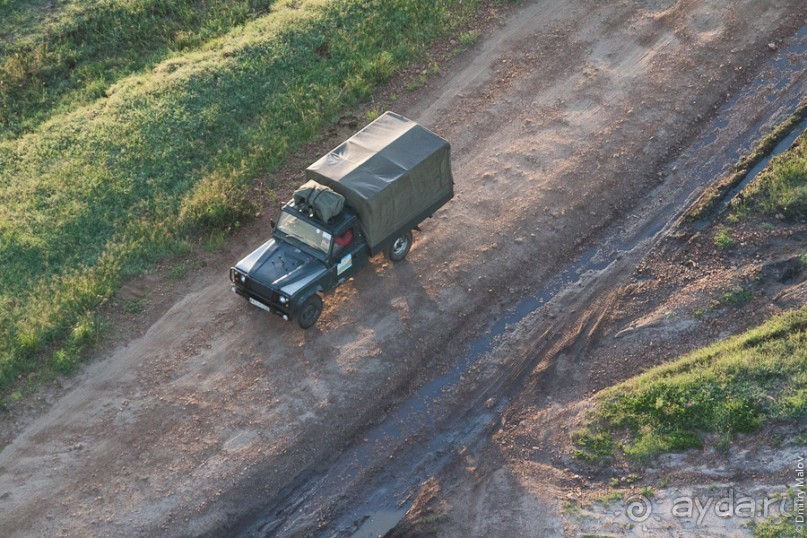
[331,227,369,286]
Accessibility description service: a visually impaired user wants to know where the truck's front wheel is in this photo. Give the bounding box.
[386,230,413,262]
[297,294,323,329]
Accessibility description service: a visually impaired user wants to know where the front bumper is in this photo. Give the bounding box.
[230,268,292,320]
[232,285,291,320]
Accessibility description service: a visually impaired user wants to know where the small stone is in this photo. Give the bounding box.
[768,42,777,51]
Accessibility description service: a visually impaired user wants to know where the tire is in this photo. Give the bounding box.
[386,230,413,262]
[297,294,323,329]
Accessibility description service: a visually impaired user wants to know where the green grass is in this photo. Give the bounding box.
[0,0,284,140]
[692,281,757,320]
[123,298,146,314]
[459,30,481,47]
[571,428,616,463]
[738,132,807,221]
[573,306,807,464]
[693,305,715,319]
[750,515,805,538]
[639,485,654,498]
[579,121,807,464]
[720,285,754,307]
[0,0,502,397]
[561,500,582,516]
[686,97,807,222]
[714,226,735,249]
[595,490,624,506]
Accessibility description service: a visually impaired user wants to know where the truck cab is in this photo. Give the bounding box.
[230,201,370,328]
[230,111,452,329]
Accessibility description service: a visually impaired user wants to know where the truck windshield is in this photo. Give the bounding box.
[276,212,332,255]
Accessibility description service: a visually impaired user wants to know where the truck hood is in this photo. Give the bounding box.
[235,238,326,296]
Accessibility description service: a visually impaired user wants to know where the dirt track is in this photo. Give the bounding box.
[0,1,805,536]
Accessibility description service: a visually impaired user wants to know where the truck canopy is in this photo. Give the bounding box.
[305,111,453,251]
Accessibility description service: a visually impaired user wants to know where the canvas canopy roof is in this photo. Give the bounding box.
[305,111,453,250]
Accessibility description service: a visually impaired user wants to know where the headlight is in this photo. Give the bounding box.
[279,296,288,305]
[240,274,245,283]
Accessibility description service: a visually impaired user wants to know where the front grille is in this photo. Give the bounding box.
[232,268,289,314]
[245,280,277,304]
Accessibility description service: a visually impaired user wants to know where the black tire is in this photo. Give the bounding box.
[386,230,413,262]
[297,294,323,329]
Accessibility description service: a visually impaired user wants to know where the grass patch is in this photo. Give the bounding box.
[123,298,146,314]
[750,515,805,538]
[203,233,227,253]
[714,226,736,249]
[572,306,807,464]
[595,490,624,506]
[693,305,715,319]
[720,285,754,307]
[686,97,807,222]
[639,485,654,498]
[0,0,503,395]
[693,282,754,320]
[0,0,285,140]
[561,500,582,516]
[571,428,616,463]
[169,263,189,280]
[737,131,807,222]
[459,30,481,47]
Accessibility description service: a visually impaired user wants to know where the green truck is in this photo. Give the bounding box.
[229,112,454,329]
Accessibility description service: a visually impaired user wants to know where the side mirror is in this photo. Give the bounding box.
[270,219,276,229]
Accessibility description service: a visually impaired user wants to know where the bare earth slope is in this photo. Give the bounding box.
[0,1,805,536]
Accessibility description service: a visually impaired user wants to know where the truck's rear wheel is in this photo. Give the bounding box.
[386,231,413,262]
[297,294,323,329]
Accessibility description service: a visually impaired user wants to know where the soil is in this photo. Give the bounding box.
[0,1,805,537]
[394,211,807,537]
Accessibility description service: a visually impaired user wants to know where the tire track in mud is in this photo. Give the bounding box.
[223,19,807,537]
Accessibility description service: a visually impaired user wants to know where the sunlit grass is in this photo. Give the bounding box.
[573,306,807,463]
[0,0,499,396]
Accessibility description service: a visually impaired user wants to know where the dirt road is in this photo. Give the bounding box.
[0,1,805,536]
